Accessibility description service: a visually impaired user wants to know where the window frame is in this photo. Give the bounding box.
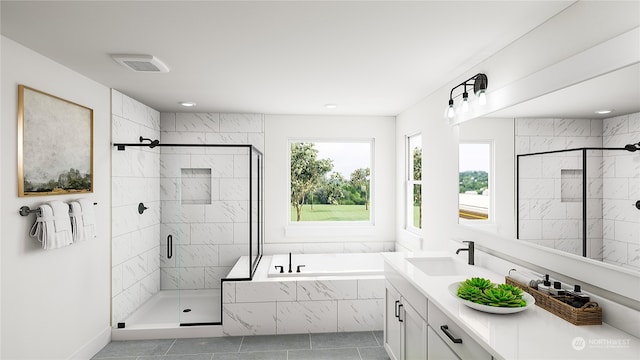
[405,133,422,234]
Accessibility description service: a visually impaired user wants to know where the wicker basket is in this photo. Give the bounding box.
[506,276,602,325]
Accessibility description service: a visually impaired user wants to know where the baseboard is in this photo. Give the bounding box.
[67,326,111,360]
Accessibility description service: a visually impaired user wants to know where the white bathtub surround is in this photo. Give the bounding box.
[222,255,385,336]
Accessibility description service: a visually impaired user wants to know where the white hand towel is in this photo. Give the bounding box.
[29,203,72,250]
[70,199,96,242]
[48,200,73,248]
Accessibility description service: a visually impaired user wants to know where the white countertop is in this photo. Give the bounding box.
[382,251,640,360]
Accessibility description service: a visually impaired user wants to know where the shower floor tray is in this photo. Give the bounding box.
[123,289,221,329]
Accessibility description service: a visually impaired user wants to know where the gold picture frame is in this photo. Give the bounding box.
[18,85,93,197]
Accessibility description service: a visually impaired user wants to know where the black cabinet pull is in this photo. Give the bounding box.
[440,325,462,343]
[167,235,173,259]
[398,304,404,322]
[394,300,400,318]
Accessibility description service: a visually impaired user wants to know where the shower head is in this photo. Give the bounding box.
[139,136,160,148]
[624,142,640,152]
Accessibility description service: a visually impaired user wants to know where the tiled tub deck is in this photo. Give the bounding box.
[222,255,385,336]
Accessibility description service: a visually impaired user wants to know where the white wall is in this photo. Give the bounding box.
[1,36,111,359]
[265,115,395,254]
[395,1,640,252]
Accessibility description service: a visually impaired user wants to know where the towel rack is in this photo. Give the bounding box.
[19,202,97,217]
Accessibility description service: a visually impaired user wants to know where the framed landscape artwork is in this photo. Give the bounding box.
[18,85,93,196]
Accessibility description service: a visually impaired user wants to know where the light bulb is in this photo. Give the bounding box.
[477,90,487,106]
[447,99,455,119]
[460,92,469,113]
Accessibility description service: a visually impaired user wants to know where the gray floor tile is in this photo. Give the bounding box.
[167,337,242,355]
[310,331,378,349]
[239,334,310,352]
[358,346,391,360]
[212,351,287,360]
[372,331,384,346]
[288,348,361,360]
[138,354,213,360]
[93,339,175,358]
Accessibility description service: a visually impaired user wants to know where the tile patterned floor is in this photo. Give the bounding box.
[93,331,390,360]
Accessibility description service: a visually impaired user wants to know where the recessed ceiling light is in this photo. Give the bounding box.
[325,104,337,109]
[595,109,612,115]
[179,101,196,107]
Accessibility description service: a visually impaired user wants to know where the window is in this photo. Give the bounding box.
[406,134,422,231]
[459,143,490,221]
[289,141,372,223]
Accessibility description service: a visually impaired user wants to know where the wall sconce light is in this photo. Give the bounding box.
[446,73,488,119]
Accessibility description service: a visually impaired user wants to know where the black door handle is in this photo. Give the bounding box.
[394,300,400,318]
[397,304,404,322]
[167,235,173,259]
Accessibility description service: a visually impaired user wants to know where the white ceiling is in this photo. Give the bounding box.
[1,1,580,115]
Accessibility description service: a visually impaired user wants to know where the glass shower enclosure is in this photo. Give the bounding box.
[112,141,263,328]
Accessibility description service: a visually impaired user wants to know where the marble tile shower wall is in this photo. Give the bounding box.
[602,112,640,270]
[159,112,264,290]
[516,118,603,256]
[111,90,161,325]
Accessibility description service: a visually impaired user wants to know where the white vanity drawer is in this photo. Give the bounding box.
[428,304,492,360]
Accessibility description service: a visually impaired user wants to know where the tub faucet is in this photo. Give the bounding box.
[274,265,284,273]
[296,265,305,273]
[288,252,293,273]
[456,241,475,265]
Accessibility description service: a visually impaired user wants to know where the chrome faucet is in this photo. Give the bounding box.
[456,241,475,265]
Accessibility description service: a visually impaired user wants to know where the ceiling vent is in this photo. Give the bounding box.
[111,54,170,73]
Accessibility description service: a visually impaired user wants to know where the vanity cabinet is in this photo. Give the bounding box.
[384,263,492,360]
[384,281,427,360]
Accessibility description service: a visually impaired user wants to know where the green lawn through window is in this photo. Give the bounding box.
[290,204,370,222]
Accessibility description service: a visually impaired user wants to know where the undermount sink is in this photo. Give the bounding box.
[406,257,469,276]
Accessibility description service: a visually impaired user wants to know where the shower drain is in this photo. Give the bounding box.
[183,308,192,313]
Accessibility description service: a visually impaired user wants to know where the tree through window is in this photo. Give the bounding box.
[290,141,372,222]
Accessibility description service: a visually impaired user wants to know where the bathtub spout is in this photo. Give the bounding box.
[288,252,292,273]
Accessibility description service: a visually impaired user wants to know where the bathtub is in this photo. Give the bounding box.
[267,252,383,278]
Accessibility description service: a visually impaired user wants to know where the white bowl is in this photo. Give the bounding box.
[448,282,535,314]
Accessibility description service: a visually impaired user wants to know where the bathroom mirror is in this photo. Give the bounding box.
[458,63,640,274]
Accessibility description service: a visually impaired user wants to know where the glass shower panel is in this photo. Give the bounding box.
[517,149,585,256]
